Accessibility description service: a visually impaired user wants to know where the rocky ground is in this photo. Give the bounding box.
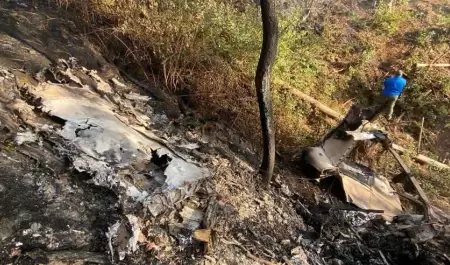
[0,1,449,265]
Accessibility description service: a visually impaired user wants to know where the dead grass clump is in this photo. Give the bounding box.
[58,0,331,151]
[58,1,450,166]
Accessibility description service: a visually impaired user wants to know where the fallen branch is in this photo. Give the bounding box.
[392,144,450,170]
[379,250,391,265]
[417,117,424,154]
[335,207,384,214]
[416,63,450,68]
[25,250,108,264]
[414,154,450,170]
[296,201,313,218]
[222,238,280,265]
[291,89,343,120]
[388,147,430,220]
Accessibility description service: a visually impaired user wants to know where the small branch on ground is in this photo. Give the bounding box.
[379,250,391,265]
[222,238,280,265]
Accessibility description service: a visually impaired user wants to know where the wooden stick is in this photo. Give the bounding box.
[342,98,355,108]
[415,154,450,170]
[275,80,343,120]
[391,144,406,153]
[392,144,450,170]
[388,147,430,220]
[416,63,450,67]
[379,250,391,265]
[291,89,343,119]
[417,117,425,154]
[335,207,384,214]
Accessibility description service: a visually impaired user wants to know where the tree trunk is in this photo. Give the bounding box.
[256,0,278,186]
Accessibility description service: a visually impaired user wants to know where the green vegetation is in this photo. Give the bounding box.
[371,0,411,35]
[414,168,450,200]
[59,0,450,202]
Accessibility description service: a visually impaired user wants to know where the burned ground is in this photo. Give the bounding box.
[0,1,449,265]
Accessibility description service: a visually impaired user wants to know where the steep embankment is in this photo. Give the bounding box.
[58,0,450,202]
[0,1,449,265]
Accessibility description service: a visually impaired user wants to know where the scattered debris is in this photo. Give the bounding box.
[281,183,292,197]
[124,91,150,102]
[24,250,109,264]
[15,130,38,145]
[111,77,127,90]
[10,247,21,258]
[300,105,427,219]
[290,246,309,265]
[193,229,211,243]
[180,205,204,231]
[179,143,201,150]
[222,238,280,265]
[126,215,141,254]
[22,63,210,218]
[106,221,121,263]
[1,6,448,263]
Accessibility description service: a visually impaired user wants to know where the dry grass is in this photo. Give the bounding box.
[57,0,330,150]
[58,0,263,143]
[56,0,450,201]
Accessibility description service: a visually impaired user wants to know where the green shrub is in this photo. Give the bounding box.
[413,167,450,200]
[371,0,410,35]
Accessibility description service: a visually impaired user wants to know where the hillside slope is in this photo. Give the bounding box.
[0,1,449,264]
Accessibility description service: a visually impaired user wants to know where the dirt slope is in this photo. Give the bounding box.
[0,1,448,265]
[0,2,309,264]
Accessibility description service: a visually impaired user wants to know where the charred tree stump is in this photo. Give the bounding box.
[255,0,279,186]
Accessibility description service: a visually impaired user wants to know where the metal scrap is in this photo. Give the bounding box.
[27,71,209,193]
[300,104,429,220]
[180,205,204,230]
[15,130,38,145]
[17,61,212,261]
[106,221,121,263]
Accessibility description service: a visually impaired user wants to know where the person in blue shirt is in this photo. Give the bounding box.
[379,70,407,121]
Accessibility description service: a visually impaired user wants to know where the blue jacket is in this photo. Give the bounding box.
[382,76,407,97]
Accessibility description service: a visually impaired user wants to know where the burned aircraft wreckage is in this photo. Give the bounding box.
[299,105,431,220]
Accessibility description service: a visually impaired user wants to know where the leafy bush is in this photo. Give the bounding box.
[371,0,410,35]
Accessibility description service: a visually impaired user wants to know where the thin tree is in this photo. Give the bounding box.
[255,0,278,186]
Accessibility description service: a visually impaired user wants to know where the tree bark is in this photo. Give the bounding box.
[256,0,278,185]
